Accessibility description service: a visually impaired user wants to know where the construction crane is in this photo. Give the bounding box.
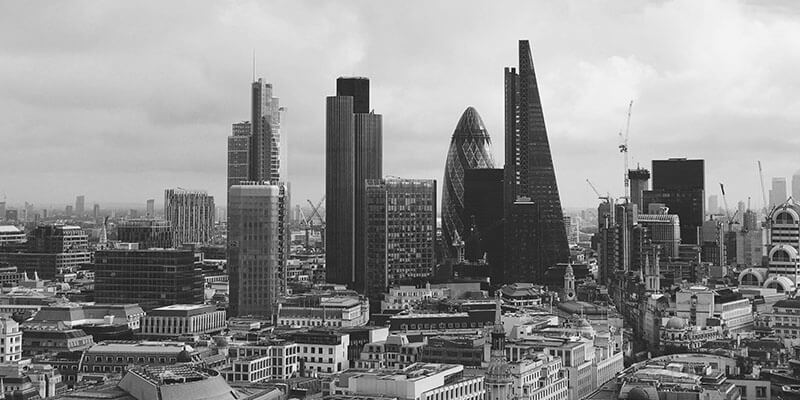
[618,100,634,200]
[307,196,325,226]
[586,179,602,198]
[758,161,768,214]
[719,183,731,221]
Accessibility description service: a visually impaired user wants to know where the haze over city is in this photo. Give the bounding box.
[2,0,799,209]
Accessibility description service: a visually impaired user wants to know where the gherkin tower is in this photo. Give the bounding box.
[441,107,496,258]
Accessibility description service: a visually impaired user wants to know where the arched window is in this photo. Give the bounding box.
[773,250,791,262]
[776,211,797,225]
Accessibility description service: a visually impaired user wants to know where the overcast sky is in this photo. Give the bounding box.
[1,0,799,212]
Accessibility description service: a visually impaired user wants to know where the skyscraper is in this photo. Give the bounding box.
[325,77,382,290]
[93,204,100,222]
[364,178,436,302]
[164,189,215,246]
[628,168,650,212]
[793,170,800,201]
[708,195,719,215]
[770,177,788,208]
[251,79,282,183]
[146,199,155,217]
[227,182,287,317]
[441,107,496,259]
[75,195,85,217]
[463,168,504,281]
[502,40,569,284]
[227,121,252,189]
[643,158,705,245]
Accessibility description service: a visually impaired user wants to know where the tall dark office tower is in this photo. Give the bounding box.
[463,168,504,282]
[336,77,370,113]
[441,107,496,259]
[364,179,436,303]
[325,77,382,290]
[75,196,85,217]
[502,40,569,283]
[146,199,155,217]
[643,158,705,245]
[251,79,281,183]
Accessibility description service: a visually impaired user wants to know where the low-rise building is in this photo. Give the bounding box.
[675,286,753,336]
[21,323,94,356]
[419,335,484,367]
[357,334,424,369]
[660,316,723,352]
[767,299,800,339]
[381,284,449,313]
[140,304,226,339]
[277,294,369,328]
[287,329,350,376]
[226,339,299,381]
[328,363,484,400]
[81,341,201,374]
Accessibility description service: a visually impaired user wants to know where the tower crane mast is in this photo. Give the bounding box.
[618,100,634,200]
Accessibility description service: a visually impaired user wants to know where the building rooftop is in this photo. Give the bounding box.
[341,363,461,382]
[87,341,194,355]
[0,226,22,234]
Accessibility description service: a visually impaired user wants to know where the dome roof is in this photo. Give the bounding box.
[665,316,687,330]
[452,107,490,139]
[628,387,651,400]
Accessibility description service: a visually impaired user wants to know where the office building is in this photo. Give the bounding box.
[637,212,681,259]
[92,204,100,222]
[0,226,26,247]
[462,168,504,279]
[163,188,215,246]
[0,317,21,362]
[326,77,382,290]
[65,205,73,217]
[330,363,485,400]
[75,195,85,217]
[0,224,91,278]
[94,249,204,310]
[276,293,369,328]
[140,304,226,339]
[117,218,172,249]
[145,199,155,217]
[643,158,705,245]
[708,194,719,215]
[81,342,201,374]
[225,339,299,382]
[503,40,569,284]
[227,182,287,317]
[764,198,800,283]
[770,177,788,209]
[628,168,650,212]
[0,202,5,222]
[441,107,496,259]
[794,170,800,201]
[364,178,436,302]
[227,121,252,189]
[251,78,282,183]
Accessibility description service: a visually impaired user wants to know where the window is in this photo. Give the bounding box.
[756,386,767,398]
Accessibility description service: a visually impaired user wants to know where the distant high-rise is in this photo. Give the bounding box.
[628,168,650,212]
[227,182,287,317]
[93,204,100,222]
[770,177,788,208]
[793,170,800,201]
[65,205,73,217]
[0,203,5,222]
[643,158,705,245]
[163,189,215,246]
[364,179,436,302]
[146,199,155,217]
[502,40,569,284]
[708,195,719,215]
[441,107,496,259]
[75,195,85,217]
[325,77,382,290]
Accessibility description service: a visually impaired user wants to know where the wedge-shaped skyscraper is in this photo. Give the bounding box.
[503,40,569,284]
[441,107,495,258]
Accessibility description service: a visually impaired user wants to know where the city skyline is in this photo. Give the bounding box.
[2,1,800,210]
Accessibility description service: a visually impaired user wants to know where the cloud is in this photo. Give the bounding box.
[0,0,798,213]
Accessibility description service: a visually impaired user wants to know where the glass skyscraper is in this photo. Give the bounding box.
[441,107,495,259]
